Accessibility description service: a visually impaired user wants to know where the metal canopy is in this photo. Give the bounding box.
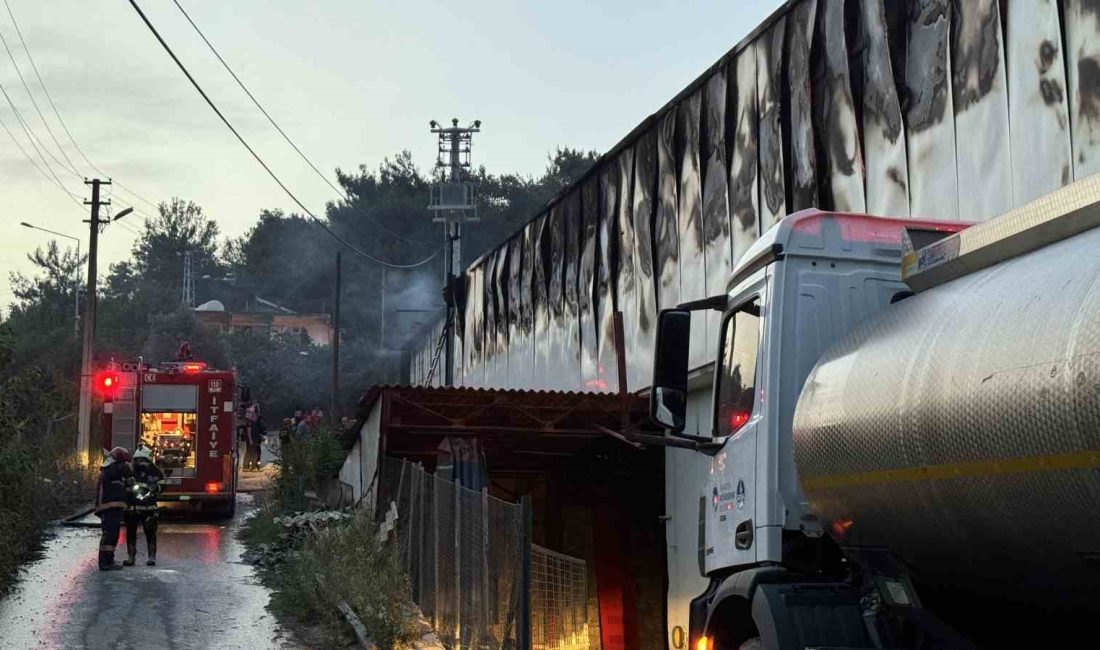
[356,385,665,472]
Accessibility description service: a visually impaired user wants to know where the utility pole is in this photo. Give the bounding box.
[331,252,341,421]
[428,118,480,386]
[380,268,386,381]
[181,250,195,308]
[77,178,109,465]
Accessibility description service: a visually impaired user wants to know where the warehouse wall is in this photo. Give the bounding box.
[410,0,1087,393]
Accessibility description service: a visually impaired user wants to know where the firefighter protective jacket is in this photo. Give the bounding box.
[95,458,132,512]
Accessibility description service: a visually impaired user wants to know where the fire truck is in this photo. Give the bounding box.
[99,359,239,516]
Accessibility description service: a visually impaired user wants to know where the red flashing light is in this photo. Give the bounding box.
[728,410,750,432]
[95,371,121,398]
[181,362,208,373]
[205,482,222,494]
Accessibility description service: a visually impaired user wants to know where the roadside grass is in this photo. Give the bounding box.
[241,429,419,649]
[0,441,96,595]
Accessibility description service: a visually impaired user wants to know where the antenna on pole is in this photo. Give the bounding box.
[182,251,195,308]
[427,118,481,386]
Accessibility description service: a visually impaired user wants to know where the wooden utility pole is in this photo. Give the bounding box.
[77,178,109,464]
[331,252,341,421]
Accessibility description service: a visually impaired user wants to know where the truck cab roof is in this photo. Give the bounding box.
[727,209,968,294]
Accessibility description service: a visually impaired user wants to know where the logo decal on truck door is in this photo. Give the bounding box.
[736,479,746,509]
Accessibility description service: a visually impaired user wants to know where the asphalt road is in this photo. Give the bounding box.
[0,491,299,650]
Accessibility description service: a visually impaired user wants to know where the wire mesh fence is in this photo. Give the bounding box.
[531,545,589,650]
[381,457,590,650]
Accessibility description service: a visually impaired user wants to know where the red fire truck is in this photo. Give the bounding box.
[99,360,239,516]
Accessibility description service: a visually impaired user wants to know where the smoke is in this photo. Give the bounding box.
[383,270,444,351]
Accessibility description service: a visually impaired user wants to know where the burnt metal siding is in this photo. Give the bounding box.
[597,163,621,393]
[702,67,733,366]
[580,177,601,390]
[677,90,708,368]
[632,129,660,391]
[412,0,1095,393]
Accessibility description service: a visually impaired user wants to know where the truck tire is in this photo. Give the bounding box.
[738,639,764,650]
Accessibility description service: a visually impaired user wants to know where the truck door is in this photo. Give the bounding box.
[706,289,766,572]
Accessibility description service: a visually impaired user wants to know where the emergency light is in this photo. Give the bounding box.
[95,371,121,398]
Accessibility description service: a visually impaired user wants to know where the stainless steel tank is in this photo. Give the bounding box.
[792,225,1100,606]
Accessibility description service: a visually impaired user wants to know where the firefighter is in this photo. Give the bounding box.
[95,447,132,571]
[124,445,166,566]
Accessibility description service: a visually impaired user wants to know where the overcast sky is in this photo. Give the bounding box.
[0,0,781,310]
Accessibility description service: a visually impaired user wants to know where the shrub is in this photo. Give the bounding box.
[269,512,419,649]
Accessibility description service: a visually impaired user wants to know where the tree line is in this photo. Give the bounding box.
[1,147,598,425]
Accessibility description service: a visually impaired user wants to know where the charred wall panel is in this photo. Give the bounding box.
[534,211,554,390]
[758,17,788,230]
[563,191,583,389]
[788,0,819,212]
[632,129,659,391]
[463,264,484,388]
[579,177,600,390]
[906,0,958,219]
[861,0,909,217]
[1067,1,1100,179]
[615,149,638,390]
[597,163,620,393]
[493,247,510,386]
[655,108,681,314]
[951,0,1012,221]
[677,90,709,369]
[814,0,866,213]
[730,51,761,265]
[543,204,563,387]
[520,222,538,389]
[1007,0,1072,204]
[508,235,525,387]
[483,254,499,386]
[702,68,732,361]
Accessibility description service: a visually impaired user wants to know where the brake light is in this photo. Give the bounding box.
[728,410,750,432]
[181,362,208,373]
[205,482,222,494]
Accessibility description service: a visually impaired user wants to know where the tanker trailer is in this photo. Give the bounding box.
[649,176,1100,649]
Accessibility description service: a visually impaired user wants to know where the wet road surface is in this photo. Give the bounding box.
[0,491,300,649]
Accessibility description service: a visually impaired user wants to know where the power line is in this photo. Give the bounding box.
[0,17,76,175]
[1,0,162,213]
[128,0,442,270]
[169,0,438,249]
[0,76,74,198]
[0,109,79,204]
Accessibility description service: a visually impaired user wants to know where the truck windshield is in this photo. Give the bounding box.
[715,298,761,436]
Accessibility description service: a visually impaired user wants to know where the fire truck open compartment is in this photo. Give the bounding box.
[140,412,197,476]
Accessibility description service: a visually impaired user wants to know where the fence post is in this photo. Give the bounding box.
[418,465,427,607]
[434,475,441,629]
[454,480,462,649]
[481,487,490,644]
[519,495,532,650]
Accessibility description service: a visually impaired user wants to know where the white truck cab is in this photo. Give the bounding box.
[651,210,967,650]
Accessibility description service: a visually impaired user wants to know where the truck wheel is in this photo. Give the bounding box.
[738,638,763,650]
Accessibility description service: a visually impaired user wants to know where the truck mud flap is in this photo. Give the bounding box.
[751,582,874,650]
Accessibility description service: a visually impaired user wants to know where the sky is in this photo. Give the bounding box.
[0,0,782,310]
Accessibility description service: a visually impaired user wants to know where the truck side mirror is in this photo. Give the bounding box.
[651,309,690,431]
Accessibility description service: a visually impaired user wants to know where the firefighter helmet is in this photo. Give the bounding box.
[109,447,131,462]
